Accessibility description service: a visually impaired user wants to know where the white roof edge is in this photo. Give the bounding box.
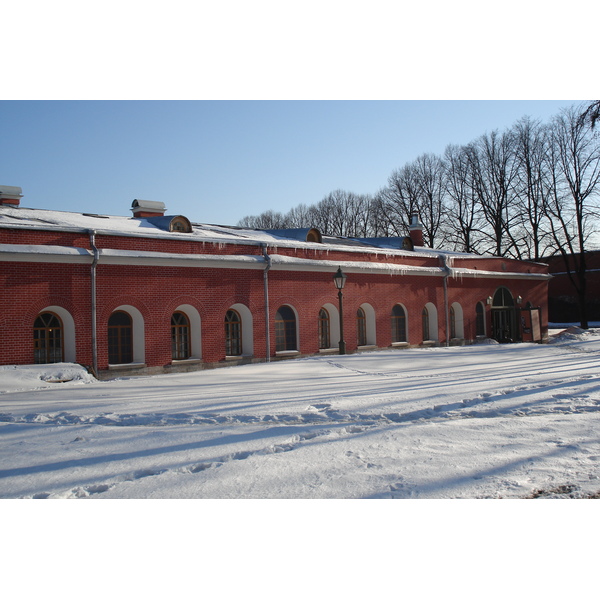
[0,243,551,279]
[449,267,552,281]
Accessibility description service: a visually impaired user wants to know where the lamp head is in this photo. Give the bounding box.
[333,266,347,290]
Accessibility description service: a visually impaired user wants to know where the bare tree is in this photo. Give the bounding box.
[467,130,520,257]
[579,100,600,129]
[369,192,397,237]
[286,203,312,228]
[544,106,600,328]
[237,209,288,229]
[379,163,421,237]
[512,117,555,260]
[443,144,486,253]
[412,153,448,248]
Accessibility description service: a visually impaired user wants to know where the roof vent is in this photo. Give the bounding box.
[131,199,167,218]
[0,185,23,207]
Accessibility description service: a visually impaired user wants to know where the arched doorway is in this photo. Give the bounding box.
[491,287,516,343]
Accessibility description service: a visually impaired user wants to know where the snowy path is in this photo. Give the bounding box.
[2,330,600,499]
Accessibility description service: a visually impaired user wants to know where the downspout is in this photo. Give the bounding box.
[261,244,272,362]
[89,230,99,377]
[439,254,451,348]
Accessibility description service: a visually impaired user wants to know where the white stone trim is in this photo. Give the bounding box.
[0,243,552,280]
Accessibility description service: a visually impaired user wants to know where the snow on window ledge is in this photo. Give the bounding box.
[171,358,202,365]
[108,362,147,370]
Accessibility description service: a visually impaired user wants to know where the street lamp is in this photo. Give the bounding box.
[333,266,347,354]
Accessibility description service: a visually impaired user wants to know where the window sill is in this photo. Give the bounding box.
[108,362,146,370]
[275,350,300,356]
[225,355,253,361]
[391,342,409,347]
[421,340,437,346]
[357,345,377,351]
[318,348,339,354]
[171,358,202,365]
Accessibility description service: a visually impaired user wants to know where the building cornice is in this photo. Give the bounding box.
[0,243,551,280]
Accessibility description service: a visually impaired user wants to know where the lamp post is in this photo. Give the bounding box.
[333,266,347,355]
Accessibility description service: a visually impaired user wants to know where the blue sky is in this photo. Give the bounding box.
[1,100,578,225]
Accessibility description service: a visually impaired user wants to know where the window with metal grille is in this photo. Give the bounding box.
[34,312,63,364]
[108,311,133,364]
[225,309,242,356]
[171,311,191,360]
[275,306,297,352]
[391,304,407,343]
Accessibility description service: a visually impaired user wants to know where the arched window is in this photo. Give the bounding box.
[422,306,430,341]
[275,306,297,352]
[391,305,407,343]
[357,307,367,346]
[34,312,63,364]
[318,308,330,349]
[493,287,515,308]
[108,311,133,364]
[171,311,191,360]
[450,305,456,339]
[476,302,485,337]
[225,309,242,356]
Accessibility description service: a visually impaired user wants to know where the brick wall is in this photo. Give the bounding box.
[0,226,549,373]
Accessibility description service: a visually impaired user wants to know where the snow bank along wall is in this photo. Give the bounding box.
[0,188,550,378]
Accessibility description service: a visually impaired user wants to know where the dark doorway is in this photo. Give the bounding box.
[491,287,516,343]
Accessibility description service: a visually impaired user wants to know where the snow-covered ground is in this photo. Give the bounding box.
[3,326,600,598]
[2,325,600,500]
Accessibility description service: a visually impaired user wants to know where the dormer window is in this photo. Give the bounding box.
[169,216,192,233]
[306,228,322,243]
[141,214,193,233]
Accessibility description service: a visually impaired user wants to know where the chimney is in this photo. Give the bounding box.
[408,212,424,247]
[131,199,167,218]
[0,185,23,207]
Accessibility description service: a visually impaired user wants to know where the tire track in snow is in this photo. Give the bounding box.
[3,375,599,429]
[15,377,600,499]
[22,424,374,499]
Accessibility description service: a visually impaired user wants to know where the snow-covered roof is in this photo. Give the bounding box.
[0,204,548,269]
[0,204,442,257]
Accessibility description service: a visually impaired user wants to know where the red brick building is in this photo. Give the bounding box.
[0,186,550,378]
[542,251,600,323]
